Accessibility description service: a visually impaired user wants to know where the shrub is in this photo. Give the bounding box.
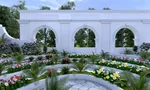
[140,43,150,52]
[9,43,21,53]
[51,49,58,54]
[52,55,59,64]
[124,49,133,55]
[62,57,70,64]
[37,56,43,60]
[47,68,56,77]
[79,57,86,63]
[133,46,138,52]
[29,57,34,61]
[72,58,78,62]
[45,55,52,60]
[100,50,110,59]
[0,44,12,56]
[21,42,41,55]
[61,66,70,74]
[61,50,69,57]
[140,51,150,60]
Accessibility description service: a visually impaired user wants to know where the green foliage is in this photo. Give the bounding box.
[140,51,150,60]
[21,42,41,55]
[40,6,50,10]
[140,43,150,52]
[75,28,95,47]
[23,62,45,85]
[72,58,78,62]
[115,28,134,47]
[29,56,34,61]
[0,0,27,38]
[72,62,90,72]
[124,49,133,55]
[52,55,59,64]
[100,50,110,59]
[61,66,70,74]
[61,50,69,57]
[0,63,5,75]
[36,29,56,48]
[133,46,138,52]
[15,54,25,64]
[90,52,99,64]
[59,1,75,10]
[120,71,150,90]
[45,70,72,90]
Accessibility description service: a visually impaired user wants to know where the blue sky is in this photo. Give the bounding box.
[0,0,150,10]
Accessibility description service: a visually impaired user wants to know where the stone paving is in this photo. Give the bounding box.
[67,79,110,90]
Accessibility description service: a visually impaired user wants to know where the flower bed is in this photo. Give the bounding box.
[111,56,149,66]
[7,60,53,73]
[0,75,30,90]
[92,67,124,87]
[68,54,92,58]
[97,59,148,75]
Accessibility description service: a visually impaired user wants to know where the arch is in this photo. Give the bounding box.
[113,25,140,47]
[72,25,98,48]
[113,25,139,40]
[32,25,58,42]
[72,25,99,41]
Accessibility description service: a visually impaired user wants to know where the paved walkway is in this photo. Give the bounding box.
[68,79,110,90]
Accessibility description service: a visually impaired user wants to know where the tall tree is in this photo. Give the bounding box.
[59,1,75,10]
[40,6,50,10]
[88,8,95,10]
[0,0,27,38]
[103,8,111,10]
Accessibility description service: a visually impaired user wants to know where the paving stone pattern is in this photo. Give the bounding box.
[67,79,110,90]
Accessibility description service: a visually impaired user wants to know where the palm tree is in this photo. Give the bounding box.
[23,62,45,85]
[89,52,99,64]
[72,62,91,73]
[100,50,110,59]
[15,54,25,64]
[120,71,150,90]
[45,70,72,90]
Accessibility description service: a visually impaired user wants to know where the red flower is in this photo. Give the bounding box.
[15,76,19,80]
[10,76,14,79]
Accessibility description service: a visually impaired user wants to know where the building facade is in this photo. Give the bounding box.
[17,10,150,54]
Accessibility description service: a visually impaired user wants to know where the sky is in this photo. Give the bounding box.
[0,0,150,10]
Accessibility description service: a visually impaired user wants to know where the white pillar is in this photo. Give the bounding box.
[59,20,71,52]
[101,20,111,53]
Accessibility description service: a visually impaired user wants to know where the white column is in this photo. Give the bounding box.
[19,20,30,41]
[101,20,111,53]
[59,20,71,52]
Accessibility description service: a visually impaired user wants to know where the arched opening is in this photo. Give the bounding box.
[115,28,134,47]
[35,27,56,47]
[74,28,95,47]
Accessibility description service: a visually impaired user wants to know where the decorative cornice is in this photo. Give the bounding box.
[100,20,112,24]
[141,20,150,24]
[58,20,71,24]
[19,10,150,13]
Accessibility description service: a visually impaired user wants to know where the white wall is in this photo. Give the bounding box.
[16,10,150,54]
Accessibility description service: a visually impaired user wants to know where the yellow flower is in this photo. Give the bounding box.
[111,61,116,65]
[136,69,139,72]
[106,76,110,79]
[123,63,128,67]
[98,68,104,74]
[102,59,105,63]
[113,72,119,77]
[113,76,117,80]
